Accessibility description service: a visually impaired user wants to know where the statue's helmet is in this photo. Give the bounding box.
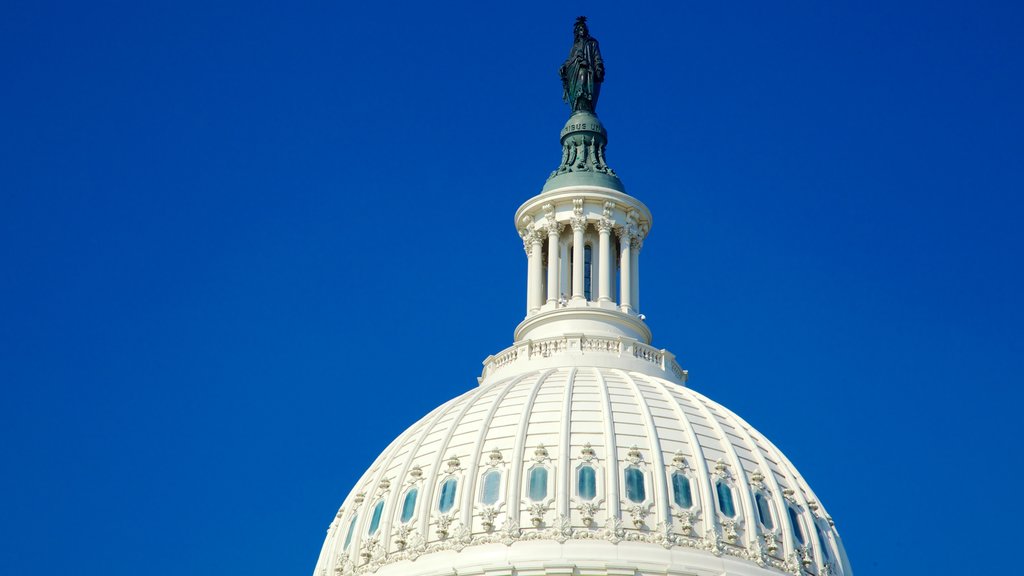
[574,16,589,37]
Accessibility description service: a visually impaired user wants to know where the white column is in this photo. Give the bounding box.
[524,234,533,314]
[571,217,586,301]
[546,224,561,304]
[631,235,641,311]
[598,219,613,302]
[529,231,544,312]
[617,226,633,313]
[559,240,570,303]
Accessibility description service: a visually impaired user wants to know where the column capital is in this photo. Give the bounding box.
[520,227,543,255]
[570,215,588,233]
[546,222,565,237]
[615,224,635,242]
[597,217,615,234]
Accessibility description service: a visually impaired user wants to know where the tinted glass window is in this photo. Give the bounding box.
[578,465,596,501]
[343,515,357,550]
[816,524,833,562]
[716,480,736,517]
[400,488,417,523]
[480,470,501,505]
[438,478,457,513]
[788,506,806,545]
[368,499,385,535]
[625,467,646,503]
[671,472,693,508]
[528,467,548,501]
[755,492,774,529]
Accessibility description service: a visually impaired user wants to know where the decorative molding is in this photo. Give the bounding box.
[336,512,799,576]
[597,217,615,234]
[569,215,587,233]
[580,443,597,462]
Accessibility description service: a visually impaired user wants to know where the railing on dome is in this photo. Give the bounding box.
[481,335,687,383]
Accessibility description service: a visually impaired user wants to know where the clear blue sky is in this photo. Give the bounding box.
[2,2,1022,574]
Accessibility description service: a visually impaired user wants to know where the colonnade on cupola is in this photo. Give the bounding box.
[517,189,651,319]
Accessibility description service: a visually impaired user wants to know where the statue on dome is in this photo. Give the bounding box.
[559,16,605,114]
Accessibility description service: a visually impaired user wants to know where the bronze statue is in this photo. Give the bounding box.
[559,16,605,113]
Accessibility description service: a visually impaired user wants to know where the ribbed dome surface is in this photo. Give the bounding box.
[314,368,850,576]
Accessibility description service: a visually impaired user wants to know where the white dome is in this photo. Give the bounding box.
[313,365,851,576]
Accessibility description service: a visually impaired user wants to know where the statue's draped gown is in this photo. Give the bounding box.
[561,37,603,113]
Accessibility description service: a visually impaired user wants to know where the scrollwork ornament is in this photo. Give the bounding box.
[579,501,600,526]
[615,224,633,244]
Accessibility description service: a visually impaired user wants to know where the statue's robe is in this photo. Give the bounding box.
[561,37,604,113]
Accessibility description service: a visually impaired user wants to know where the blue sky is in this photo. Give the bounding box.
[2,1,1022,574]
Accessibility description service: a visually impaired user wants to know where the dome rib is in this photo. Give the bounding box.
[619,370,670,529]
[591,367,621,522]
[416,382,496,542]
[718,391,795,559]
[655,383,717,539]
[684,388,759,550]
[345,406,442,564]
[556,367,577,519]
[506,369,555,526]
[372,399,460,560]
[459,374,529,528]
[738,409,829,568]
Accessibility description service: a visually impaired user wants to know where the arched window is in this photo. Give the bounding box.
[815,523,833,563]
[755,492,774,529]
[480,470,501,505]
[577,465,596,501]
[528,467,548,501]
[716,480,736,517]
[624,467,645,503]
[584,244,593,300]
[671,472,693,508]
[400,488,417,523]
[343,514,357,550]
[438,478,457,513]
[367,499,385,535]
[788,506,806,545]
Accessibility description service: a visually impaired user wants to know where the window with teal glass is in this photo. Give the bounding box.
[755,492,774,529]
[438,478,457,513]
[400,488,417,523]
[368,499,385,535]
[528,467,548,501]
[624,467,645,503]
[815,524,833,562]
[715,480,736,517]
[788,506,805,545]
[343,515,357,550]
[671,472,693,508]
[577,465,596,501]
[480,470,501,505]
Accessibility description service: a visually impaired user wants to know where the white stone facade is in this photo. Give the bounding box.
[313,365,851,576]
